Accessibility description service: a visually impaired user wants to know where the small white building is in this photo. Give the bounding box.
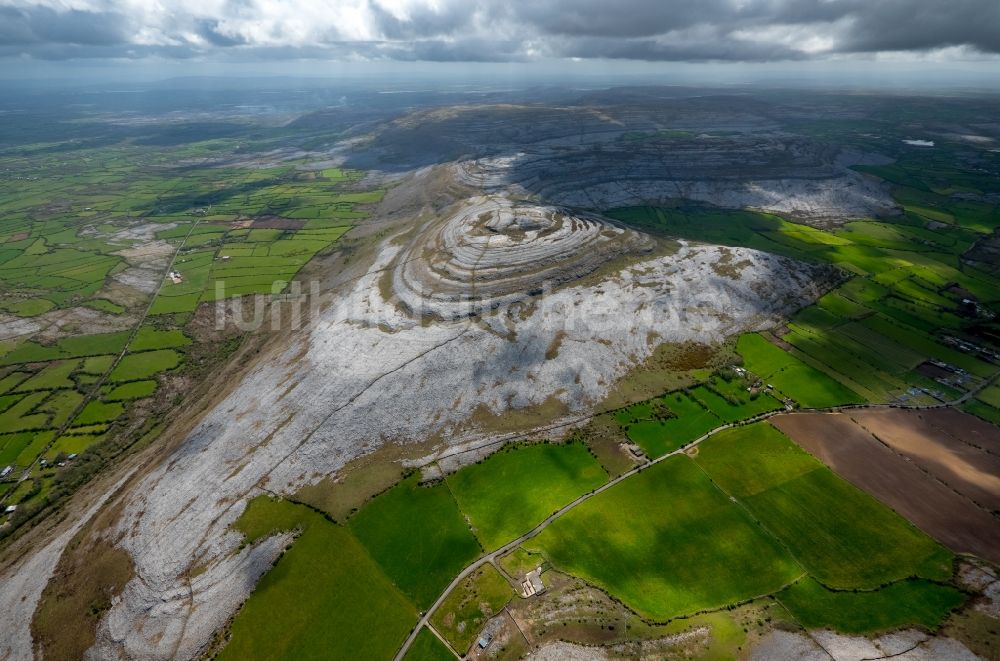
[521,567,546,597]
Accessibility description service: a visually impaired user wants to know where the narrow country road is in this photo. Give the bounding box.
[393,368,1000,660]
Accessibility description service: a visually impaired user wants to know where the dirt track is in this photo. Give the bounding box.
[772,411,1000,565]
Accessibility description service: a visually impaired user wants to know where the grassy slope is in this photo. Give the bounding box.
[430,564,513,653]
[222,503,417,661]
[348,474,482,609]
[526,456,801,621]
[778,577,965,633]
[446,442,607,551]
[696,423,953,588]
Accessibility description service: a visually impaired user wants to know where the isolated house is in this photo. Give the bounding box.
[521,567,546,597]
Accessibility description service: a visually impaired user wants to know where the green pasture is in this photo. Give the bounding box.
[778,577,964,633]
[446,441,608,551]
[696,423,953,588]
[348,473,481,609]
[527,456,801,620]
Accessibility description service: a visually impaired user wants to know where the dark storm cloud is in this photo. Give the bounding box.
[0,0,997,63]
[830,0,1000,54]
[367,1,480,41]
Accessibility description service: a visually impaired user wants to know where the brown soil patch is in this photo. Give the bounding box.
[772,411,1000,564]
[849,409,1000,513]
[656,341,720,371]
[762,330,793,352]
[250,217,306,230]
[545,331,567,361]
[572,413,635,478]
[31,497,134,660]
[917,361,955,381]
[711,247,753,280]
[295,459,404,522]
[920,408,1000,455]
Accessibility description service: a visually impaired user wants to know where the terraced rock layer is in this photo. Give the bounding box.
[75,194,835,659]
[391,196,653,320]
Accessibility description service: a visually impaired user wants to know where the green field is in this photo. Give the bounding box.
[13,361,77,391]
[109,350,182,381]
[430,564,513,652]
[348,474,481,609]
[1,331,129,366]
[222,500,417,661]
[975,383,1000,409]
[233,495,312,543]
[695,423,953,588]
[403,628,454,661]
[0,124,380,532]
[499,546,545,578]
[0,431,36,466]
[965,398,1000,425]
[130,327,191,351]
[527,456,802,620]
[446,441,608,551]
[622,391,721,457]
[690,379,782,423]
[736,333,864,408]
[609,187,1000,410]
[778,577,964,633]
[72,400,124,426]
[102,380,157,401]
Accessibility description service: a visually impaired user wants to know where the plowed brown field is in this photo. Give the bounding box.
[771,410,1000,564]
[850,409,1000,513]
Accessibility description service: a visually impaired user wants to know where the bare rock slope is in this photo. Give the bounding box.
[82,190,834,659]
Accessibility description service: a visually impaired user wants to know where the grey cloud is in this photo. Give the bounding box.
[831,0,1000,54]
[0,0,997,63]
[509,0,734,38]
[195,19,247,47]
[559,34,809,63]
[367,1,481,41]
[0,6,130,47]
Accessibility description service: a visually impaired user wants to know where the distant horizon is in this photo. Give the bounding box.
[2,58,1000,93]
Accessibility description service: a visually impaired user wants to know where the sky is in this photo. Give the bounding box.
[1,0,999,85]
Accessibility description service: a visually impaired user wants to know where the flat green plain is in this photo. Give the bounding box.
[221,504,417,661]
[778,577,964,633]
[403,628,454,661]
[348,474,481,609]
[446,441,607,551]
[527,456,801,621]
[109,350,182,381]
[624,391,720,457]
[736,333,863,408]
[696,423,953,588]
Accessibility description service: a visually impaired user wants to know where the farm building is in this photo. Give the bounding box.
[521,567,545,597]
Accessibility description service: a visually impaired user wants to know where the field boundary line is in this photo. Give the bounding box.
[0,184,211,502]
[393,367,1000,660]
[426,622,462,659]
